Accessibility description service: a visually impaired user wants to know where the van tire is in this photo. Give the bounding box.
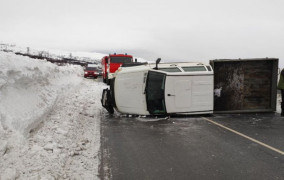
[101,89,114,114]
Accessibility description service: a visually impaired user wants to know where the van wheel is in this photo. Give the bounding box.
[101,89,114,114]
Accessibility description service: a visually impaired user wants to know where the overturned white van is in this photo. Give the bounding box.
[101,60,214,115]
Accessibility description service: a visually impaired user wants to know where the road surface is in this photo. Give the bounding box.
[99,113,284,180]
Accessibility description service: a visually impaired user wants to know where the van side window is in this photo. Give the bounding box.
[159,67,181,72]
[206,66,212,71]
[182,66,207,72]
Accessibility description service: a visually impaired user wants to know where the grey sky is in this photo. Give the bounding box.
[0,0,283,66]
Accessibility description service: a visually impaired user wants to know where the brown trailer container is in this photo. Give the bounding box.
[210,58,279,113]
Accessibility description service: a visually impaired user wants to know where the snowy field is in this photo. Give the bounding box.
[0,43,150,64]
[0,52,106,179]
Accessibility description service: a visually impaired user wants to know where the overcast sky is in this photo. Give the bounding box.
[0,0,283,66]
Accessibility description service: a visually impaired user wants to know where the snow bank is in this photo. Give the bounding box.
[0,52,83,137]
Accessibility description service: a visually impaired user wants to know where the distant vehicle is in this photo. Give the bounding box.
[87,63,99,68]
[97,68,103,76]
[101,53,133,84]
[84,66,99,78]
[101,59,214,115]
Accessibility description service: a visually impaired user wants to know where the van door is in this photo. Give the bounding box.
[165,76,191,113]
[165,75,214,113]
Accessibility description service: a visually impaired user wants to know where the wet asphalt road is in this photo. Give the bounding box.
[99,113,284,180]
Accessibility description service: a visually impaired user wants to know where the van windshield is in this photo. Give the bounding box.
[110,57,132,63]
[145,71,166,114]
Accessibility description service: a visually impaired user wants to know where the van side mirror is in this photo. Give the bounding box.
[155,58,161,69]
[105,58,109,63]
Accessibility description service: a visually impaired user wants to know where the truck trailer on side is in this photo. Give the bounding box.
[210,58,278,113]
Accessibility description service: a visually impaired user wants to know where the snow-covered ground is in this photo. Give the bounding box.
[0,52,106,179]
[0,43,150,64]
[0,44,106,63]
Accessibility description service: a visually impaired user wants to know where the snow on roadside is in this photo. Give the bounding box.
[0,52,105,179]
[0,52,82,137]
[3,79,105,179]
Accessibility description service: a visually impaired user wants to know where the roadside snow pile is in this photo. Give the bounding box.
[0,52,83,137]
[0,51,105,179]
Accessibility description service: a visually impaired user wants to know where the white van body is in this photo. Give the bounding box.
[110,62,214,115]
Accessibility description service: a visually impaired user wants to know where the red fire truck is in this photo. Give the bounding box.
[101,53,133,84]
